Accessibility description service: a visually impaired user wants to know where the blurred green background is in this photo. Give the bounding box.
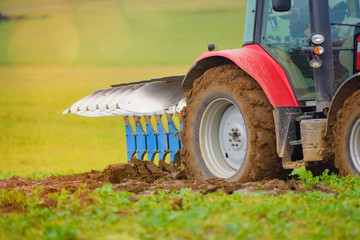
[0,0,245,66]
[0,0,246,175]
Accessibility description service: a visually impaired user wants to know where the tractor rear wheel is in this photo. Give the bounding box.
[181,64,283,182]
[333,89,360,176]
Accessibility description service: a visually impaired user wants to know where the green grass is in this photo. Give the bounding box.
[1,171,360,240]
[0,0,246,66]
[0,66,188,176]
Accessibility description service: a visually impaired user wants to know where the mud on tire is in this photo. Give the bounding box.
[180,64,284,182]
[333,89,360,176]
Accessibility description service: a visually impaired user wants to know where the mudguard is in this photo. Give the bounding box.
[182,44,300,107]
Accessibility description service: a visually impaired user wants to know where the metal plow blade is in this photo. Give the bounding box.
[64,75,186,164]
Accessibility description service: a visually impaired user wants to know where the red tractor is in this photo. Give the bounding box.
[65,0,360,181]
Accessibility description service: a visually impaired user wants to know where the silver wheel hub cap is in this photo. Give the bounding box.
[350,118,360,172]
[219,106,247,170]
[199,98,247,178]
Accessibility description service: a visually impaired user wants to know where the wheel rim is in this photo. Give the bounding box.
[349,118,360,172]
[199,98,247,178]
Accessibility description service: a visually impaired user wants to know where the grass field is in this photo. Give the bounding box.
[0,0,245,175]
[0,0,246,66]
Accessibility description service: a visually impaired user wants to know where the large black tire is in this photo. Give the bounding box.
[181,64,284,182]
[333,89,360,176]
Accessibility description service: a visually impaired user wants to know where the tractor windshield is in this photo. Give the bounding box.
[330,0,360,89]
[260,0,360,102]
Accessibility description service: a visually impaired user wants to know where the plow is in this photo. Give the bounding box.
[63,76,186,164]
[65,0,360,181]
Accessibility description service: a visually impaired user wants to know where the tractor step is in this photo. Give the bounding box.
[282,160,305,169]
[289,140,302,146]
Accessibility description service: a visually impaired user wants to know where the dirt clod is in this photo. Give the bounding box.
[100,163,138,183]
[169,198,183,210]
[128,194,139,202]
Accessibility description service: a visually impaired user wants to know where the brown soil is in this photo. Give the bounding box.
[0,158,332,199]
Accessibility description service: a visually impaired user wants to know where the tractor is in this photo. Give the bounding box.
[64,0,360,181]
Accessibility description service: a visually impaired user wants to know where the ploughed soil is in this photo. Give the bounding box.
[0,158,332,197]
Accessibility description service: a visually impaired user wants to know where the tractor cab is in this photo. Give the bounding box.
[245,0,360,107]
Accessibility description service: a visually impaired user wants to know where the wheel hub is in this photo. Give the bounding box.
[230,130,242,149]
[199,98,247,178]
[219,106,247,170]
